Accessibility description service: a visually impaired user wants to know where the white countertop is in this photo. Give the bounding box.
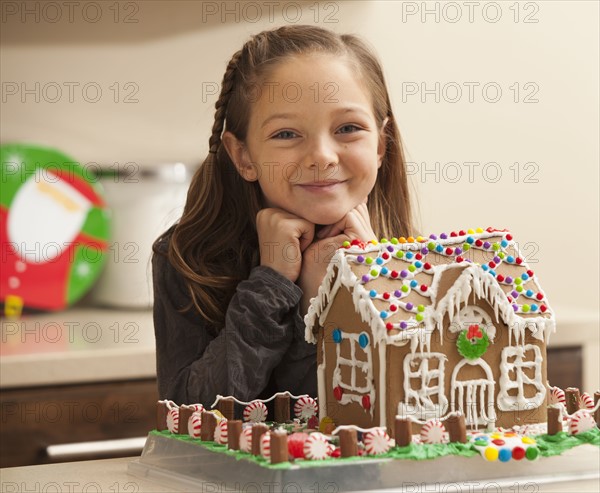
[1,456,599,493]
[1,307,156,388]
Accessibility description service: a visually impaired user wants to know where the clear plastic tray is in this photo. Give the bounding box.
[128,432,600,492]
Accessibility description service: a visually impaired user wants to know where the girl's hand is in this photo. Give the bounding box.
[256,208,315,283]
[298,203,376,315]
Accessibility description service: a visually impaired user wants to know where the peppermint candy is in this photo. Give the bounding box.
[549,386,566,406]
[214,418,228,444]
[243,401,268,423]
[188,403,205,413]
[166,408,179,434]
[260,432,271,459]
[188,411,202,438]
[569,410,597,435]
[294,396,318,420]
[363,428,392,455]
[303,432,330,460]
[579,392,595,410]
[420,419,446,444]
[239,426,253,453]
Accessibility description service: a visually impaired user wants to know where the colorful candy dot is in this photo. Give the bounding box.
[498,448,512,462]
[356,255,365,263]
[333,386,343,401]
[370,269,378,277]
[521,437,535,445]
[376,257,384,265]
[526,447,539,461]
[400,321,408,329]
[401,285,409,293]
[512,447,526,461]
[358,333,369,348]
[417,304,425,312]
[415,313,424,322]
[410,280,418,288]
[366,257,373,265]
[380,311,388,319]
[332,329,342,343]
[484,447,498,461]
[381,267,389,275]
[369,290,377,298]
[405,302,414,311]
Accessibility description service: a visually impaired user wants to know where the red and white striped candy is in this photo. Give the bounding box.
[549,386,566,406]
[260,432,271,459]
[294,396,318,420]
[166,408,179,434]
[214,418,228,444]
[303,432,330,460]
[420,419,446,444]
[579,392,595,410]
[243,400,268,423]
[239,426,253,453]
[188,411,202,438]
[188,403,205,413]
[569,410,597,435]
[363,428,391,455]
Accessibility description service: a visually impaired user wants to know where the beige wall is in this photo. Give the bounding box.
[1,0,598,313]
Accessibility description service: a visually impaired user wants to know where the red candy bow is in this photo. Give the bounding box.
[467,324,483,340]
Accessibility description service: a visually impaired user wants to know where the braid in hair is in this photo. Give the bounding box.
[208,49,244,154]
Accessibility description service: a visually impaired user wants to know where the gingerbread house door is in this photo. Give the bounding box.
[450,359,496,428]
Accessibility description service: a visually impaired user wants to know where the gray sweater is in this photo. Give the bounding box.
[152,237,317,407]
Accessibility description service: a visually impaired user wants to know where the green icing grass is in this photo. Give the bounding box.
[534,429,600,457]
[149,427,599,469]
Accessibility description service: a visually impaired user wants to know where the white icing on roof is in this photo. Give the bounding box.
[304,228,555,350]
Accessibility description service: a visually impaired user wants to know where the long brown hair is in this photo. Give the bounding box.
[153,25,413,329]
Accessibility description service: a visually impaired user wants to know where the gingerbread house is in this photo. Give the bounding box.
[304,228,555,433]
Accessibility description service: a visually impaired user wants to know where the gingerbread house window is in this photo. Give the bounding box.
[331,329,374,407]
[398,352,449,420]
[498,344,546,411]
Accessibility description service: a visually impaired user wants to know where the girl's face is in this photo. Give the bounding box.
[225,54,387,226]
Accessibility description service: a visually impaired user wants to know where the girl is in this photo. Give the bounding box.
[152,25,413,407]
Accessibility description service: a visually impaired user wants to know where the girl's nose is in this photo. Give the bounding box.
[304,136,338,172]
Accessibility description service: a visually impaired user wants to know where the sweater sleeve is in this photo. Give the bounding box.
[152,248,309,406]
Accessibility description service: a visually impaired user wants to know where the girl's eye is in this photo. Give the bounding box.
[272,130,297,139]
[337,124,361,134]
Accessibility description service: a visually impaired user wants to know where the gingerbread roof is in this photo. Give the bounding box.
[304,227,555,350]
